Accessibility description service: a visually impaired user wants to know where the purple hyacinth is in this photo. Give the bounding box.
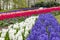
[26,13,60,40]
[52,37,60,40]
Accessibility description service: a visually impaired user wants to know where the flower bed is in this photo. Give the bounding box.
[0,7,60,20]
[27,13,60,40]
[0,16,38,40]
[0,13,60,40]
[0,7,60,40]
[0,17,25,27]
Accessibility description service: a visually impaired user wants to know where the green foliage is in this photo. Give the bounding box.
[52,11,60,16]
[31,1,60,8]
[17,17,25,23]
[0,32,2,37]
[0,17,25,27]
[14,28,20,35]
[55,15,60,23]
[5,31,10,40]
[0,21,9,27]
[22,26,26,40]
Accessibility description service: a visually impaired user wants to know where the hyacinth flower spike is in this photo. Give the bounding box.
[26,13,60,40]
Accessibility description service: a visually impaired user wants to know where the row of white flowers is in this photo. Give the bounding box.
[0,16,38,40]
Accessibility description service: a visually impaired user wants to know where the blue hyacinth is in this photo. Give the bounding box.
[26,13,60,40]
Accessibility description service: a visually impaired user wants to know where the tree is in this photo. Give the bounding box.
[13,0,28,8]
[0,0,1,10]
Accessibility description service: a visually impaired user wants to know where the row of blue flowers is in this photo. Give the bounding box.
[27,13,60,40]
[0,8,38,14]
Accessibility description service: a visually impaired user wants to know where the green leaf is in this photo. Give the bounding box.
[5,31,10,40]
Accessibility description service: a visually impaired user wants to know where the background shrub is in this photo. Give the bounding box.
[31,1,60,8]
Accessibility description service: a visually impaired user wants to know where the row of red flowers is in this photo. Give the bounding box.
[0,7,60,20]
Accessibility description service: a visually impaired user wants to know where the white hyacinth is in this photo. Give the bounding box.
[0,38,4,40]
[8,25,13,29]
[13,23,19,29]
[19,22,25,29]
[1,29,8,38]
[0,16,38,40]
[15,31,23,40]
[9,29,16,40]
[24,31,29,37]
[18,35,23,40]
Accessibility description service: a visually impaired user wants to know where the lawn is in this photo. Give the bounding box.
[55,15,60,24]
